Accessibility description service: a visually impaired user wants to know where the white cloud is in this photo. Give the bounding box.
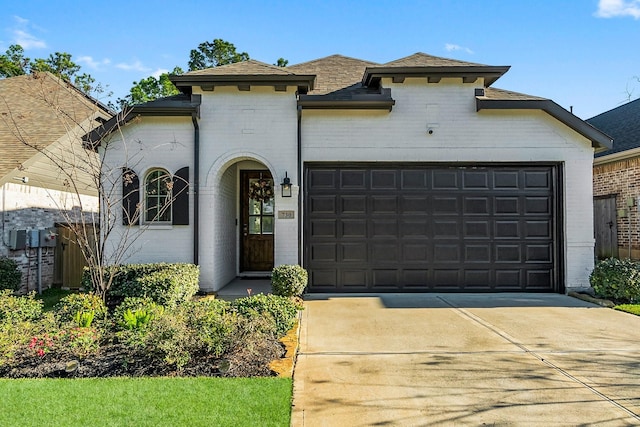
[151,68,169,79]
[9,16,47,49]
[595,0,640,19]
[115,60,151,72]
[445,43,474,54]
[77,56,111,70]
[13,29,46,49]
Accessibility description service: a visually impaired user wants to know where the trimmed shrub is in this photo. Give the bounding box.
[232,294,301,337]
[0,290,43,323]
[83,263,199,308]
[0,258,21,292]
[590,257,640,303]
[271,264,308,297]
[186,299,234,357]
[53,293,107,325]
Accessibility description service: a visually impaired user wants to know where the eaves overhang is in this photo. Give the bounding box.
[364,65,511,87]
[170,74,316,92]
[82,95,201,149]
[593,145,640,166]
[298,88,395,111]
[476,97,613,151]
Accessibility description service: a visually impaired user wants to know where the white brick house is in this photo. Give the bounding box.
[87,53,611,294]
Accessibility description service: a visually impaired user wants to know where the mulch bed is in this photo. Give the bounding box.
[0,340,284,379]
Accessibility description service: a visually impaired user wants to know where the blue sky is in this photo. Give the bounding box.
[1,0,639,119]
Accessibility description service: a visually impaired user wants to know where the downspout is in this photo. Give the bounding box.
[192,112,200,266]
[297,105,302,265]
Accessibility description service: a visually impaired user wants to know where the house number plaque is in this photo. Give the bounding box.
[278,210,295,219]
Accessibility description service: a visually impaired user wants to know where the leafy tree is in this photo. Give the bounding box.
[30,52,81,82]
[0,45,30,77]
[188,39,249,71]
[275,58,288,67]
[124,66,183,106]
[0,45,106,98]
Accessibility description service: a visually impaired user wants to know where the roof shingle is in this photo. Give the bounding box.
[287,54,378,95]
[0,72,110,179]
[587,98,640,158]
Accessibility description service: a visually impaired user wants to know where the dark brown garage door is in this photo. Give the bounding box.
[304,164,561,293]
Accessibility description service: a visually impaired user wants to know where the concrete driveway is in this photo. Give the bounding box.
[291,293,640,426]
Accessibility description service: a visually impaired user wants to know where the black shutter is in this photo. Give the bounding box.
[122,168,139,225]
[172,166,189,225]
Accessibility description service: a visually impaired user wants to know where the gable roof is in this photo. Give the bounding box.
[0,72,112,180]
[476,87,613,150]
[587,98,640,159]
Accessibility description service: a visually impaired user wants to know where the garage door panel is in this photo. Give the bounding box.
[342,243,367,262]
[305,164,558,293]
[342,220,367,238]
[372,219,398,238]
[342,270,368,288]
[311,220,336,238]
[463,171,489,189]
[402,243,429,262]
[341,196,367,214]
[495,221,520,238]
[372,196,398,213]
[401,196,430,212]
[372,243,398,262]
[495,197,519,214]
[311,243,337,262]
[464,197,490,215]
[433,170,458,189]
[465,221,490,238]
[340,170,367,188]
[310,196,336,213]
[494,171,520,189]
[465,245,491,263]
[433,220,460,238]
[401,170,429,189]
[372,269,400,288]
[371,170,397,189]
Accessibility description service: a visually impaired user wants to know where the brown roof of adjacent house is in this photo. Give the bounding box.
[0,72,112,179]
[287,54,379,95]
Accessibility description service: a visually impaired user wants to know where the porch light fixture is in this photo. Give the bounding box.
[281,172,292,197]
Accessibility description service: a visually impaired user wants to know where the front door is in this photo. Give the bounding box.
[240,170,275,272]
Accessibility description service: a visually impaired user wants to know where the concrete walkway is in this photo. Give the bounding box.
[291,293,640,426]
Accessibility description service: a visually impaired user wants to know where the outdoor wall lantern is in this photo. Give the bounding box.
[281,172,292,197]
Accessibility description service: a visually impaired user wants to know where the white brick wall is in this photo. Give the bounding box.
[101,117,195,266]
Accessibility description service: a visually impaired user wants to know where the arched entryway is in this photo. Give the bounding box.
[240,169,274,272]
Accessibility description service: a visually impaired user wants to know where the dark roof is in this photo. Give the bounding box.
[477,88,613,150]
[298,84,395,110]
[0,72,113,178]
[587,98,640,158]
[83,94,201,147]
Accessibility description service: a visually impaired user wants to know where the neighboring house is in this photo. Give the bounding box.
[589,98,640,259]
[86,53,611,294]
[0,72,112,292]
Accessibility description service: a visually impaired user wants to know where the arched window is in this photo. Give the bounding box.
[144,168,172,223]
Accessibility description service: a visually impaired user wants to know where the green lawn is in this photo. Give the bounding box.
[0,377,292,427]
[615,304,640,316]
[37,287,74,310]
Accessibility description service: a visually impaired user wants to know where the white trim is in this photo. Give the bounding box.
[594,147,640,165]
